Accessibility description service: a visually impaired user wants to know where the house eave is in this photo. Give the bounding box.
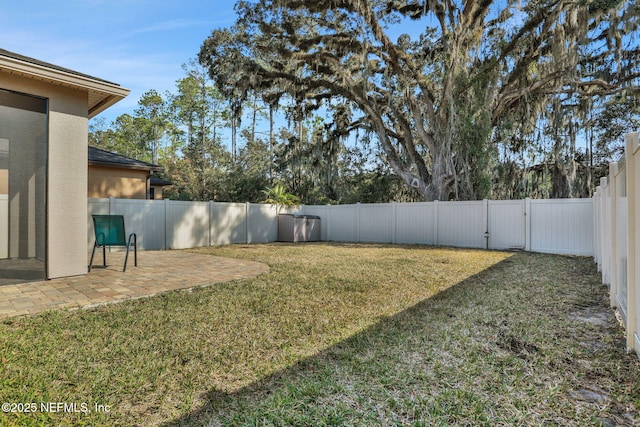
[0,51,130,119]
[89,160,163,172]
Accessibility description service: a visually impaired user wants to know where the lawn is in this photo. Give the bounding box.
[0,243,638,426]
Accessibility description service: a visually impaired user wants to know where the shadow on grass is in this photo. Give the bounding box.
[162,252,630,426]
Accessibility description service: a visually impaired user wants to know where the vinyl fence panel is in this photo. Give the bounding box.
[599,178,612,286]
[116,199,166,250]
[326,205,358,242]
[358,204,393,243]
[612,162,628,326]
[211,202,248,245]
[248,203,278,244]
[529,199,594,256]
[166,201,210,249]
[437,201,486,248]
[594,184,610,275]
[616,193,628,324]
[395,202,436,245]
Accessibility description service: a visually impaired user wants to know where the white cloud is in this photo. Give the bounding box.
[127,19,214,36]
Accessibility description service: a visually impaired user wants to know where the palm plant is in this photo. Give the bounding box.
[262,184,300,207]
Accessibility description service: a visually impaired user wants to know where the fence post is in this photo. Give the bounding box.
[524,198,531,252]
[593,187,601,269]
[209,201,214,247]
[326,204,331,242]
[602,177,610,278]
[625,132,638,353]
[600,177,610,285]
[483,199,489,250]
[391,202,397,244]
[433,200,439,246]
[609,162,619,309]
[356,203,361,243]
[164,199,170,250]
[245,202,251,244]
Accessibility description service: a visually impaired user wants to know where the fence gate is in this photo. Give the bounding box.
[487,200,526,250]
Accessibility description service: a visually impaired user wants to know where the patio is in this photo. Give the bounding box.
[0,250,269,319]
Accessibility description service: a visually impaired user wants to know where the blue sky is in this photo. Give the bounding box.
[0,0,237,122]
[1,0,432,131]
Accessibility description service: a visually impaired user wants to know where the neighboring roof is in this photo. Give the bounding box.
[150,175,172,187]
[0,49,130,118]
[88,146,163,172]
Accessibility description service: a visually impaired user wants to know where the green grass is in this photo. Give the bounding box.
[0,243,638,426]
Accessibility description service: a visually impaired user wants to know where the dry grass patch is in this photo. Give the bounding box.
[0,243,637,426]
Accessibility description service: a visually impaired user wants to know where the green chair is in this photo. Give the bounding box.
[89,215,137,272]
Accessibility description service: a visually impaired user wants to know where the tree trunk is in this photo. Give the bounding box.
[231,116,237,163]
[269,104,274,184]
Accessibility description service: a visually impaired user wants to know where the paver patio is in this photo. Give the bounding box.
[0,250,269,319]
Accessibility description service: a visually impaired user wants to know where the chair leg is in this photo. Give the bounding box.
[133,234,137,267]
[88,244,98,272]
[102,246,107,268]
[123,233,137,272]
[123,245,130,272]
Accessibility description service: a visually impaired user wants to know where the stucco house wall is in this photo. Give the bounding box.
[0,49,129,279]
[2,72,88,278]
[88,165,149,199]
[149,177,170,200]
[87,146,168,200]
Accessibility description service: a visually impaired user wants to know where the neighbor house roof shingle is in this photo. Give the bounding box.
[88,146,163,172]
[150,175,172,187]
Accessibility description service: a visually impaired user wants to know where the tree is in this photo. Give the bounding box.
[90,113,152,161]
[593,94,640,162]
[200,0,640,200]
[262,184,300,206]
[135,90,171,165]
[169,61,231,200]
[197,28,254,163]
[225,129,271,202]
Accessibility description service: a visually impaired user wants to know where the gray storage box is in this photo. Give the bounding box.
[278,214,321,242]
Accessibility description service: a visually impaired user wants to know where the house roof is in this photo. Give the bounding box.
[0,49,130,118]
[150,175,172,187]
[88,146,163,172]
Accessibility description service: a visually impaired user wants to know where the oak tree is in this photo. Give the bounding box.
[200,0,639,200]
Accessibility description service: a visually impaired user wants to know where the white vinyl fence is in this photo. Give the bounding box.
[89,197,594,255]
[301,199,594,253]
[87,198,299,250]
[594,132,639,357]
